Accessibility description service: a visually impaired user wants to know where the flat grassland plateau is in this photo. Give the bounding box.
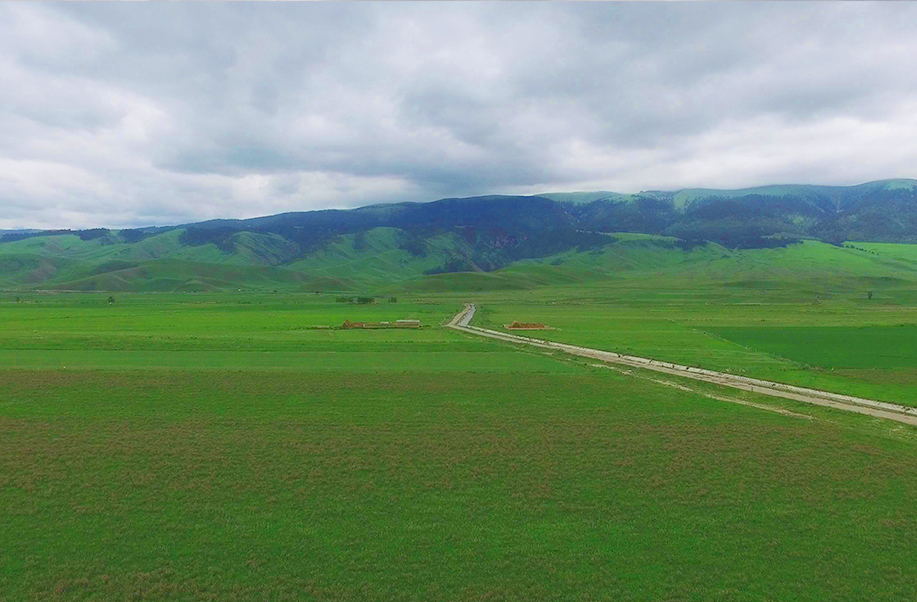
[1,289,915,600]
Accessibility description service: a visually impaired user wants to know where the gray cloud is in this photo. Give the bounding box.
[2,1,917,228]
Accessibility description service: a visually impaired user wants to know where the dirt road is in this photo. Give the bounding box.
[447,304,917,426]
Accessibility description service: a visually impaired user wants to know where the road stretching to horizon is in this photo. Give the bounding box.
[447,304,917,426]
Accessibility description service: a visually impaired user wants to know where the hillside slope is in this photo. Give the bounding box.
[2,180,916,292]
[399,237,917,293]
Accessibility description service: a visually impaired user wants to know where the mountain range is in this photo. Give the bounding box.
[3,179,917,292]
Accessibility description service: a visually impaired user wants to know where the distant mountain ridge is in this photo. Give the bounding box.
[2,179,916,291]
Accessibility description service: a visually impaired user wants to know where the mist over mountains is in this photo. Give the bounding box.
[2,179,917,292]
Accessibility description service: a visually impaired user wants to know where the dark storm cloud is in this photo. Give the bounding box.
[3,2,917,228]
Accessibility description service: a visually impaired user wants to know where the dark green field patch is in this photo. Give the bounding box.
[709,325,917,369]
[835,367,917,386]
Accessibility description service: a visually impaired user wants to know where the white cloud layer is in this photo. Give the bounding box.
[2,2,917,228]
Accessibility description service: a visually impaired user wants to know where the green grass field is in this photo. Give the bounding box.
[471,282,917,407]
[710,325,917,369]
[1,292,915,599]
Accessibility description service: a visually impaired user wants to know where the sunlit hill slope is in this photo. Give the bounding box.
[3,179,917,292]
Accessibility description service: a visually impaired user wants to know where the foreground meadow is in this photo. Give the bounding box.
[1,293,915,600]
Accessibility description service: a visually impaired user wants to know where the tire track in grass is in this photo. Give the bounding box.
[590,363,814,420]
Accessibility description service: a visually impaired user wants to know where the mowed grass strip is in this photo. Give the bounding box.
[0,333,498,353]
[0,350,574,372]
[1,368,915,600]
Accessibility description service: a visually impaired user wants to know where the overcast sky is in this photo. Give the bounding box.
[3,2,917,229]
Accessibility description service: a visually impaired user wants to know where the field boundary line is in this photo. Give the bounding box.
[447,304,917,426]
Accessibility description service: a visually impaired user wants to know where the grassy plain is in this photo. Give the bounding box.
[1,292,915,599]
[470,275,917,407]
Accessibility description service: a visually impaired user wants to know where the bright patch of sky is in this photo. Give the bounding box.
[2,2,916,228]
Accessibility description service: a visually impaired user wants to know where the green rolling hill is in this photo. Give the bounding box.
[2,179,917,292]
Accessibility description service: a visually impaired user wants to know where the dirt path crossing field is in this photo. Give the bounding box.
[447,304,917,426]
